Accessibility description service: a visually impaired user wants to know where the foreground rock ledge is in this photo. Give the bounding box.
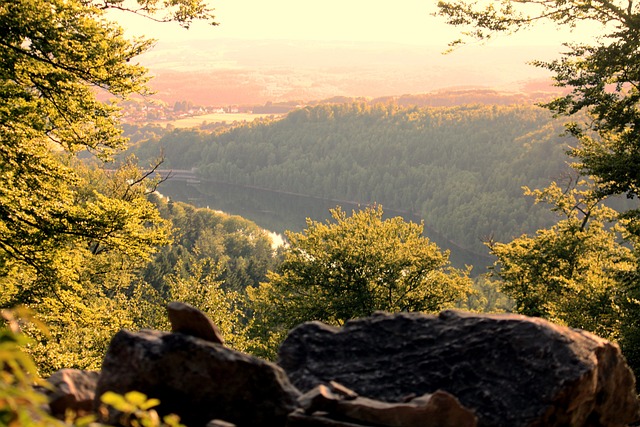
[278,310,640,427]
[95,329,299,427]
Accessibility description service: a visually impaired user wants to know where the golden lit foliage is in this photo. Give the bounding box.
[247,205,473,358]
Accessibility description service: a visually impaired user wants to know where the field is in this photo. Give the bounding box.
[164,112,278,128]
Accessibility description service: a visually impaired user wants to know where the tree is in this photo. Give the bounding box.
[0,0,213,298]
[489,177,635,340]
[1,159,175,372]
[0,0,213,370]
[246,205,473,358]
[158,256,249,351]
[437,0,640,380]
[457,274,514,313]
[144,197,280,294]
[436,0,640,218]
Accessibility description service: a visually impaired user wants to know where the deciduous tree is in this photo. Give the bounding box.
[247,205,472,358]
[0,0,212,299]
[0,0,213,370]
[436,0,640,218]
[489,177,635,340]
[437,0,640,380]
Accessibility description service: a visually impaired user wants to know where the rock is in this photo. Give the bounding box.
[279,310,640,427]
[297,383,476,427]
[327,381,358,400]
[298,384,341,414]
[167,301,224,344]
[95,329,300,427]
[334,390,476,427]
[206,420,237,427]
[287,409,378,427]
[45,369,99,418]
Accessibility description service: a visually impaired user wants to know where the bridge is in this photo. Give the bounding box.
[145,169,200,182]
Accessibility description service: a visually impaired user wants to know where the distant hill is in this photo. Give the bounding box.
[139,39,563,106]
[127,102,572,255]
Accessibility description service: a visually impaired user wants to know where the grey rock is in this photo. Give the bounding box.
[297,384,476,427]
[287,409,378,427]
[96,329,300,427]
[334,390,477,427]
[167,301,224,344]
[278,310,640,427]
[45,369,99,418]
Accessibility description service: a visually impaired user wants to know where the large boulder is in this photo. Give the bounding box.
[95,329,300,427]
[278,310,640,427]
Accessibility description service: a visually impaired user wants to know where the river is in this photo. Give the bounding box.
[156,179,494,274]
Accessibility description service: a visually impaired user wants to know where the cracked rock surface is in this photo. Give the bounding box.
[279,310,640,427]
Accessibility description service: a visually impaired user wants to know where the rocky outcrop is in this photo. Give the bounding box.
[44,369,100,418]
[278,310,640,427]
[36,304,638,427]
[95,329,299,427]
[167,301,224,344]
[292,382,477,427]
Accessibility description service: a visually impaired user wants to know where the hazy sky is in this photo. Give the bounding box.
[112,0,596,47]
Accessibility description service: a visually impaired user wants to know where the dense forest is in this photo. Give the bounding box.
[128,102,572,255]
[144,194,279,296]
[8,0,640,424]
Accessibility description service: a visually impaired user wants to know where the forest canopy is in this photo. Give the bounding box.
[128,102,574,255]
[8,0,640,421]
[0,0,214,372]
[437,0,640,383]
[246,205,473,358]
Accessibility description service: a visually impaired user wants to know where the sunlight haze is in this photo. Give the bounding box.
[112,0,594,47]
[107,0,606,106]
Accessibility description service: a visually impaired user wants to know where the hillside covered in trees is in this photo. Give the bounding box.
[129,102,572,255]
[10,0,640,423]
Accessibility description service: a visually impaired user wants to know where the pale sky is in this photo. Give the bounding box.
[111,0,597,47]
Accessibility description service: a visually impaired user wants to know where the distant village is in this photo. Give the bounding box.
[119,99,243,123]
[119,98,302,124]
